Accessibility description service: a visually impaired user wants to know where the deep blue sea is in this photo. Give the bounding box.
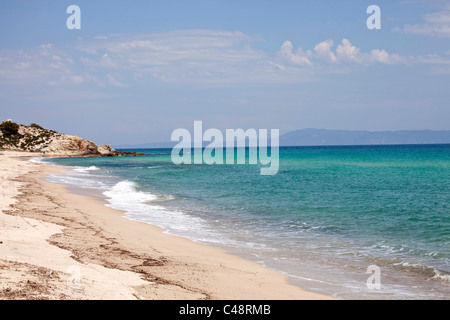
[36,144,450,299]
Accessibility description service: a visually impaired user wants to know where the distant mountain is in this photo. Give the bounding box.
[279,129,450,146]
[115,141,176,149]
[115,129,450,149]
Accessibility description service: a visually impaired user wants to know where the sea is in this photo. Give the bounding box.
[33,144,450,299]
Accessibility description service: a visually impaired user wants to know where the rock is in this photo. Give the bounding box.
[97,144,116,156]
[113,151,146,157]
[0,122,145,158]
[42,135,99,156]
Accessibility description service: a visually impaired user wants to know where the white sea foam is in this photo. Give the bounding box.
[73,166,100,173]
[28,157,48,164]
[48,170,218,245]
[432,270,450,283]
[394,262,450,283]
[45,165,110,190]
[47,173,108,190]
[103,180,157,203]
[102,180,212,241]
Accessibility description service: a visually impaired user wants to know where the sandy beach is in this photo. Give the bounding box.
[0,151,331,300]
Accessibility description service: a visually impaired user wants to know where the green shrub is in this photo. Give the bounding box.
[0,121,19,136]
[30,123,44,130]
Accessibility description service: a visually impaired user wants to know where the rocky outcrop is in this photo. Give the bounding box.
[43,134,99,156]
[96,144,145,157]
[97,144,116,156]
[0,121,144,157]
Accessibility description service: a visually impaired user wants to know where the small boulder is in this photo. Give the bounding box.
[97,144,116,156]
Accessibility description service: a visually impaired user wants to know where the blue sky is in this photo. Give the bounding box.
[0,0,449,145]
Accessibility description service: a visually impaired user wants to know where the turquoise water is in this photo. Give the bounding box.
[42,145,450,299]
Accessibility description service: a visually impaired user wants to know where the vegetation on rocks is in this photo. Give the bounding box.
[0,121,144,157]
[0,122,55,151]
[0,121,19,136]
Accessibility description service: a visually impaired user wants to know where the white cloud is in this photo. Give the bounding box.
[401,11,450,37]
[278,41,313,66]
[0,43,88,87]
[106,74,127,87]
[414,53,450,64]
[280,39,412,66]
[336,39,363,63]
[0,30,448,90]
[366,49,412,65]
[314,40,337,63]
[78,30,274,85]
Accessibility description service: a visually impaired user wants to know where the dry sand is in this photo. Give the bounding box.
[0,151,332,300]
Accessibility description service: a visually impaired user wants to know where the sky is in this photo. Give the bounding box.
[0,0,449,145]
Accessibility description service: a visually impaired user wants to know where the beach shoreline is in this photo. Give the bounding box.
[0,151,332,300]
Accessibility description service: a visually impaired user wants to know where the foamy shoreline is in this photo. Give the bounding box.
[0,151,332,300]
